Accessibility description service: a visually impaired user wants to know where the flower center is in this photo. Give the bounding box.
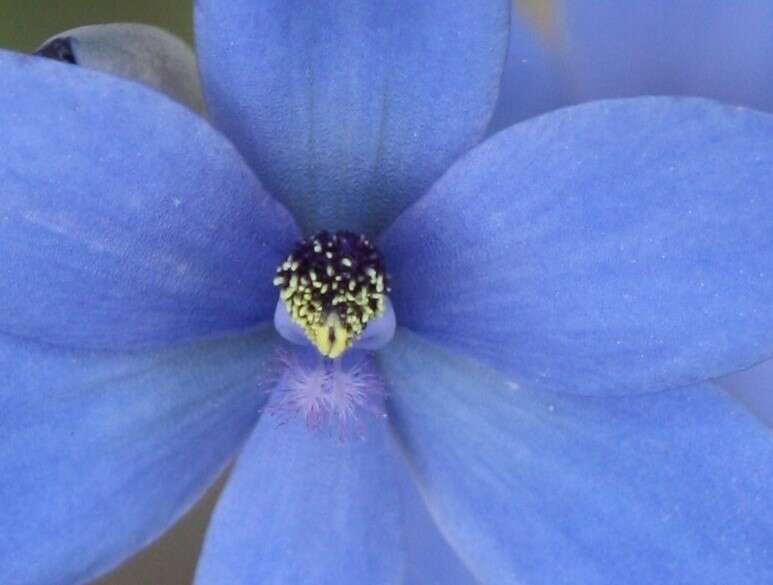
[273,230,391,359]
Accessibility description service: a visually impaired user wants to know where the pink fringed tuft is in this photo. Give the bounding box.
[267,350,387,438]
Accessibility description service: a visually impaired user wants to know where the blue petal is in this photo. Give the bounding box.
[194,411,403,584]
[0,327,277,585]
[382,97,773,395]
[561,0,773,112]
[400,469,477,585]
[487,7,568,134]
[379,330,773,584]
[0,50,298,350]
[719,359,773,428]
[195,0,509,235]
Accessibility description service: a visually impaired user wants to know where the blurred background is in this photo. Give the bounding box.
[0,1,544,584]
[0,0,193,50]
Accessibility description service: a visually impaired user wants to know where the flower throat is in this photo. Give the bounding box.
[273,231,390,359]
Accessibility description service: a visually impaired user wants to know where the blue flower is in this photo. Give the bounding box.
[494,0,773,429]
[2,2,773,585]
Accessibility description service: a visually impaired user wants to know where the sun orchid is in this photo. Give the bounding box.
[3,2,773,585]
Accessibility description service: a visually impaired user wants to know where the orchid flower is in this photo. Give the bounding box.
[3,2,773,584]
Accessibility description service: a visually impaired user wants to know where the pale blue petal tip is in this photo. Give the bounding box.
[488,9,568,134]
[563,0,773,112]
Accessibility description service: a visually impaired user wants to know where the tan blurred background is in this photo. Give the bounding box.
[0,1,545,583]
